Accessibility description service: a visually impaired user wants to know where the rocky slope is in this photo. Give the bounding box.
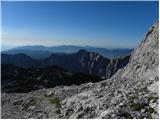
[2,50,130,78]
[1,21,159,119]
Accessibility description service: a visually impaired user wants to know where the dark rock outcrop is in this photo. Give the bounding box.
[2,49,130,78]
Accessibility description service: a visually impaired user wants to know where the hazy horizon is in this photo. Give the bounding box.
[1,44,134,51]
[2,1,158,49]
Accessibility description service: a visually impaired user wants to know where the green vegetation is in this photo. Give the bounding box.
[2,64,102,93]
[147,107,155,113]
[148,96,158,103]
[129,95,138,100]
[131,102,145,111]
[120,112,132,119]
[56,109,61,114]
[48,97,61,114]
[49,97,60,108]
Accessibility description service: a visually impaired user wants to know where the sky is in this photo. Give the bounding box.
[1,1,159,49]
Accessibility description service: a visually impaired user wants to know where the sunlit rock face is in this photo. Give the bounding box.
[121,20,159,81]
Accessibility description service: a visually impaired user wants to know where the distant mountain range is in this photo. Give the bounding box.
[2,45,133,59]
[2,49,130,78]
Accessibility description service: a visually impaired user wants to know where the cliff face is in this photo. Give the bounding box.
[2,49,130,79]
[104,55,130,78]
[58,21,159,119]
[1,21,159,119]
[122,21,159,80]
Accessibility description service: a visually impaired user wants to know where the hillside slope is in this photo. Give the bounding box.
[2,50,130,78]
[57,21,159,119]
[1,21,159,119]
[1,64,101,93]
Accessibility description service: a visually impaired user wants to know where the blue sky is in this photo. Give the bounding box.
[2,1,159,49]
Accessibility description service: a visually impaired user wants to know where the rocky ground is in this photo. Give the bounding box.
[1,21,159,119]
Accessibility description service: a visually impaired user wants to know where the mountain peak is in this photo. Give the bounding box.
[121,21,158,80]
